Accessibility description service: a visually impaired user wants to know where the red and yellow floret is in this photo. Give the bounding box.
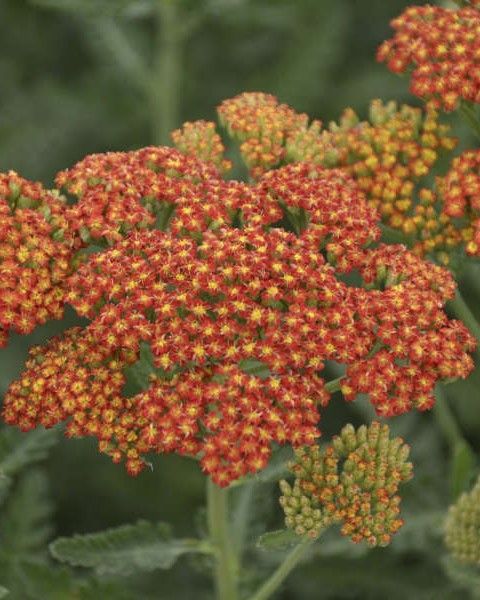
[0,171,73,346]
[378,5,480,112]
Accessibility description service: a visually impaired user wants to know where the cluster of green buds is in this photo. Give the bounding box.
[171,120,232,174]
[279,422,413,547]
[445,476,480,566]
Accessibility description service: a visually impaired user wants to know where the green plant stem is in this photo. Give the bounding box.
[325,376,343,394]
[151,0,182,145]
[448,290,480,343]
[207,479,239,600]
[459,103,480,141]
[248,539,314,600]
[433,386,464,450]
[232,480,255,559]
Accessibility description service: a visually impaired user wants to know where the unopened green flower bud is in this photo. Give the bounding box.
[445,476,480,566]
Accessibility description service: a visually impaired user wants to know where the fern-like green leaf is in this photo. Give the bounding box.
[50,520,213,576]
[0,427,58,479]
[21,562,135,600]
[0,469,54,560]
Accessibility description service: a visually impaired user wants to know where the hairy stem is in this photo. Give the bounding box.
[151,0,182,144]
[248,539,314,600]
[448,289,480,343]
[207,479,239,600]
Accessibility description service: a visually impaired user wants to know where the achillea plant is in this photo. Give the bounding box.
[3,2,480,598]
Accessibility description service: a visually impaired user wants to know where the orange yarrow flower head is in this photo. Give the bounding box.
[0,171,73,347]
[171,120,232,174]
[343,244,475,417]
[378,5,480,112]
[436,149,480,256]
[286,98,458,264]
[57,146,224,246]
[280,422,413,546]
[217,92,313,178]
[3,222,475,484]
[1,102,477,484]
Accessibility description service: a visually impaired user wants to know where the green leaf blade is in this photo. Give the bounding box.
[50,520,213,576]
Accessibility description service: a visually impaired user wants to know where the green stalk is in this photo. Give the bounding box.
[433,386,464,449]
[448,289,480,343]
[151,0,182,145]
[248,539,314,600]
[434,386,476,498]
[207,479,239,600]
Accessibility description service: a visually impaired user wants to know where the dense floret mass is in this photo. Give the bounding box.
[436,149,480,256]
[0,171,73,347]
[378,5,480,111]
[280,422,413,546]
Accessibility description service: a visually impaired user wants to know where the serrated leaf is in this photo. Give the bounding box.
[21,562,134,600]
[50,520,213,576]
[0,469,54,560]
[0,428,58,478]
[451,441,476,499]
[238,359,271,379]
[256,529,301,551]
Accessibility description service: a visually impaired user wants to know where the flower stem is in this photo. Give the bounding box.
[207,479,239,600]
[448,289,480,343]
[433,386,464,449]
[248,539,314,600]
[151,0,182,145]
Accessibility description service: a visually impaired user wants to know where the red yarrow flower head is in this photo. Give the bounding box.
[0,171,73,347]
[378,5,480,112]
[436,149,480,256]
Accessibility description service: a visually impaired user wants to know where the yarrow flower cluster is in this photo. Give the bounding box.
[0,171,72,347]
[377,5,480,112]
[342,244,475,416]
[0,92,478,487]
[436,149,480,256]
[286,100,459,264]
[217,92,310,178]
[178,93,471,264]
[445,475,480,566]
[171,120,232,174]
[279,422,413,546]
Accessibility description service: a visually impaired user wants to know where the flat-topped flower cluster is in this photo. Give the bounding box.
[1,130,476,486]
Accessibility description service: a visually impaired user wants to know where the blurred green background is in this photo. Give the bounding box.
[1,0,480,598]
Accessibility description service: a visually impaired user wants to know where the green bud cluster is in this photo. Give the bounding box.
[445,476,480,566]
[279,422,413,547]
